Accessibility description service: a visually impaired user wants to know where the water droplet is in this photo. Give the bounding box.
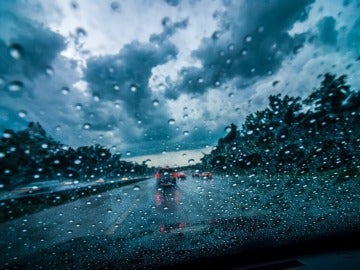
[74,159,81,165]
[93,95,100,102]
[244,35,252,43]
[61,87,70,95]
[8,44,23,59]
[257,26,264,33]
[18,110,27,118]
[183,114,188,119]
[144,159,152,165]
[129,84,137,92]
[183,130,189,136]
[228,92,234,97]
[212,31,221,40]
[45,66,54,76]
[241,49,248,56]
[188,159,195,165]
[133,185,140,191]
[152,99,159,106]
[110,1,120,12]
[113,84,120,91]
[0,153,5,158]
[126,151,131,156]
[272,80,280,87]
[7,81,23,92]
[247,130,254,135]
[107,209,113,213]
[75,103,83,110]
[161,17,171,27]
[83,123,91,130]
[198,77,204,84]
[168,119,175,125]
[225,126,231,132]
[76,27,87,39]
[41,144,48,149]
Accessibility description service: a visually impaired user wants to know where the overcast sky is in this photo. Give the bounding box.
[1,0,360,165]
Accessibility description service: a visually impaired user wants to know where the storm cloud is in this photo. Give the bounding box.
[82,19,189,147]
[166,0,315,98]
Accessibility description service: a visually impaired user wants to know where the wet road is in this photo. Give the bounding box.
[1,175,249,265]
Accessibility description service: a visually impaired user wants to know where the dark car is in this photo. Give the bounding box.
[201,172,213,179]
[155,167,177,187]
[177,171,188,179]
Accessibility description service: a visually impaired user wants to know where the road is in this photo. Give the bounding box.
[1,175,254,268]
[2,173,360,269]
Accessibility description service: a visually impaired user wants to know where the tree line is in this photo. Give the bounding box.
[201,73,360,177]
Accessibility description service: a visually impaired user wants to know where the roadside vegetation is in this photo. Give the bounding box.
[201,73,360,182]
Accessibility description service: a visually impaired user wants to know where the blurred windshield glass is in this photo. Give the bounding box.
[1,1,360,269]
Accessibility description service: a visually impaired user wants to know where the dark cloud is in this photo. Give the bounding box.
[0,11,66,96]
[167,0,315,98]
[347,17,360,55]
[83,19,189,145]
[317,16,338,45]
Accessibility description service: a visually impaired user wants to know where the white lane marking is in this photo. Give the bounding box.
[105,189,148,235]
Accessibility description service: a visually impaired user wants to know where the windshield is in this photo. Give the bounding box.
[1,1,360,269]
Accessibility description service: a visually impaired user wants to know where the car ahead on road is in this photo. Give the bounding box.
[155,167,177,187]
[176,171,188,179]
[192,170,201,178]
[201,172,213,179]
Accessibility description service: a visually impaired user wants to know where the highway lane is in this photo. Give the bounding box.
[0,175,241,264]
[1,174,270,268]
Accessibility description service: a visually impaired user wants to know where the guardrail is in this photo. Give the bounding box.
[0,176,151,223]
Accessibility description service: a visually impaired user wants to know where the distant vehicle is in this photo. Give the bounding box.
[177,171,187,179]
[155,167,177,187]
[201,172,213,179]
[192,170,201,177]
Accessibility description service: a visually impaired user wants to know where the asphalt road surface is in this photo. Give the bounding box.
[1,175,252,268]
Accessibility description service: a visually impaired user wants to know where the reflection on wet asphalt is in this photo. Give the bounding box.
[1,175,239,263]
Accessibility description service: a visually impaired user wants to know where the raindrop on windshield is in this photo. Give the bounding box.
[8,43,23,59]
[76,27,87,40]
[244,35,252,43]
[110,1,120,12]
[74,159,81,165]
[129,84,137,92]
[212,31,221,40]
[113,84,120,91]
[225,126,232,132]
[145,159,152,165]
[75,103,83,110]
[61,87,70,95]
[188,159,195,165]
[133,185,141,191]
[183,130,189,136]
[18,110,27,118]
[45,66,54,76]
[152,99,159,106]
[241,49,248,56]
[126,151,131,156]
[83,123,91,130]
[7,81,23,92]
[257,26,265,33]
[168,119,175,125]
